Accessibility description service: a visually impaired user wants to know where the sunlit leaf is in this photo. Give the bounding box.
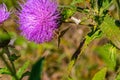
[16,61,30,79]
[61,7,76,21]
[115,71,120,80]
[0,67,11,75]
[63,60,75,80]
[95,44,117,70]
[82,30,102,52]
[99,0,112,15]
[100,15,120,49]
[92,67,107,80]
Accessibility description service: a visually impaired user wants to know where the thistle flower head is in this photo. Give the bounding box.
[19,0,60,43]
[0,4,10,24]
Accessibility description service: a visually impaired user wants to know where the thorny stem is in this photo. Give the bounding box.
[62,38,86,80]
[0,47,19,80]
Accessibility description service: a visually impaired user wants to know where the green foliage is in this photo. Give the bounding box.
[16,61,30,79]
[95,44,117,70]
[15,36,27,45]
[62,60,75,80]
[29,57,45,80]
[99,0,112,15]
[61,7,76,21]
[116,71,120,80]
[92,67,107,80]
[0,67,11,74]
[90,0,98,11]
[67,60,75,74]
[90,0,112,15]
[100,15,120,49]
[1,0,120,80]
[82,30,102,52]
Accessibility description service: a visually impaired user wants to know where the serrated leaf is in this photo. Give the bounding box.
[95,44,117,70]
[99,0,112,15]
[29,57,45,80]
[102,0,112,9]
[100,15,120,49]
[92,67,107,80]
[16,61,30,79]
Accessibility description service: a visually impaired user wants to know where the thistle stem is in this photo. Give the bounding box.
[0,47,19,80]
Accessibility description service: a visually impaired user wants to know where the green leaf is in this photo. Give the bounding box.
[95,44,117,70]
[67,77,74,80]
[67,60,75,74]
[101,0,112,9]
[99,0,112,15]
[62,60,75,80]
[29,57,45,80]
[90,0,98,11]
[61,7,76,21]
[82,30,102,52]
[92,67,107,80]
[16,61,30,79]
[0,67,11,75]
[100,15,120,49]
[97,0,104,9]
[116,71,120,80]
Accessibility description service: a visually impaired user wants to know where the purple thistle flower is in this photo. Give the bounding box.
[0,4,10,24]
[19,0,60,43]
